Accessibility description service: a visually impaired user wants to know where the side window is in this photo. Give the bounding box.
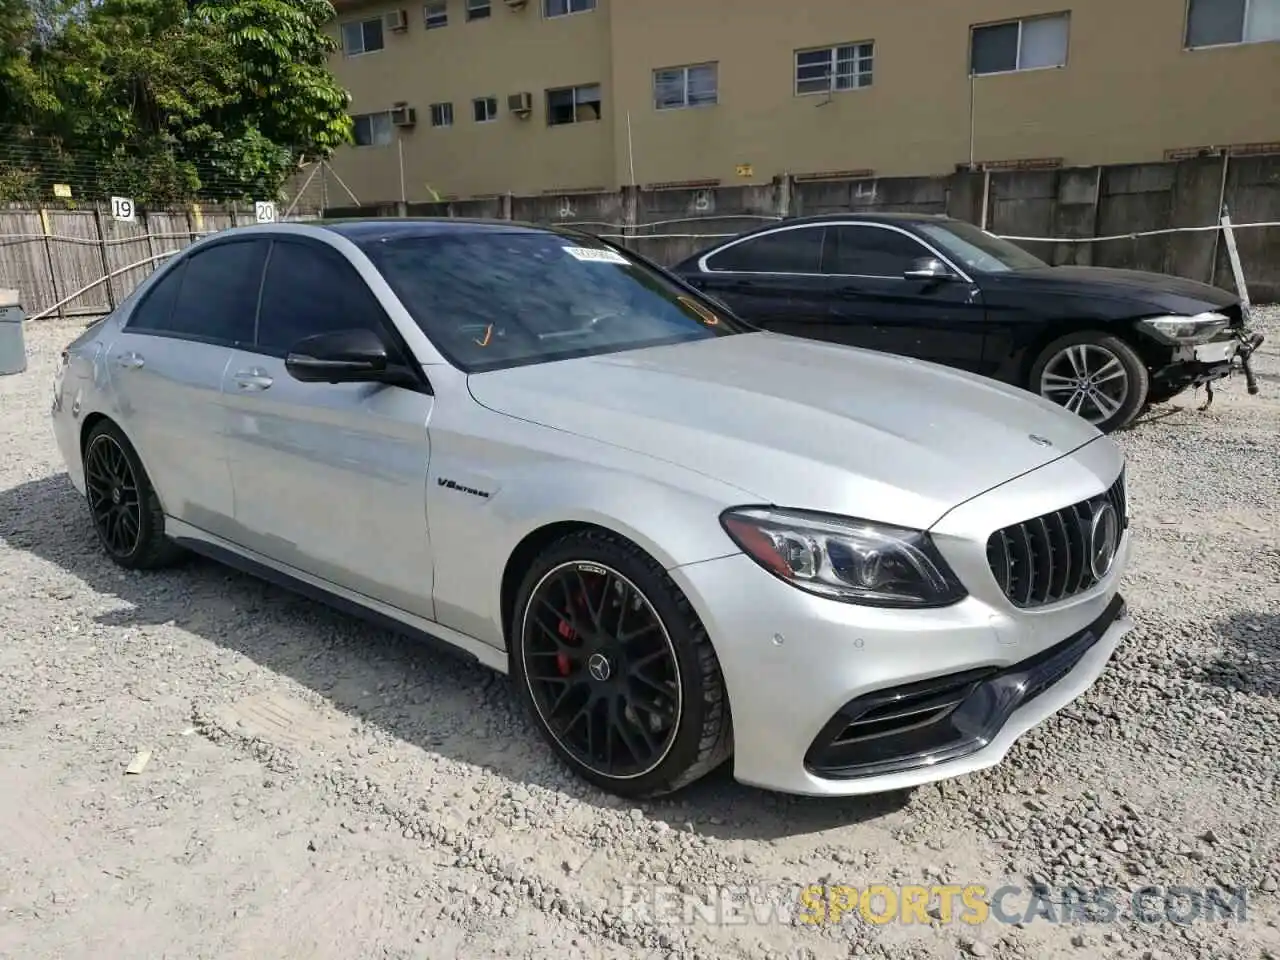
[127,241,266,343]
[255,240,397,357]
[126,261,187,332]
[705,227,825,273]
[824,226,931,277]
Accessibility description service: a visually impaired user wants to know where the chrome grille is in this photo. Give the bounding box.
[986,470,1126,609]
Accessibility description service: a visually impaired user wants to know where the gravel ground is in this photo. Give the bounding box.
[1,309,1277,960]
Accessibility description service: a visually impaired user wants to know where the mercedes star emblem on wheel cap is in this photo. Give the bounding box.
[1029,434,1053,447]
[587,652,611,682]
[1088,501,1120,580]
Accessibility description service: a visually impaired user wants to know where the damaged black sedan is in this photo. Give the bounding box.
[673,213,1263,432]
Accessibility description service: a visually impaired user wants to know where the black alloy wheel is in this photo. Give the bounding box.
[511,529,733,797]
[522,561,682,779]
[82,420,184,569]
[85,431,143,558]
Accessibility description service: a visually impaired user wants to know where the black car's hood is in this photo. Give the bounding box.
[988,265,1239,316]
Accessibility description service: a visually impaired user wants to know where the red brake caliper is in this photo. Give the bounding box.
[554,589,590,676]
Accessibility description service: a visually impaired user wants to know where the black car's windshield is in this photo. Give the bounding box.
[916,220,1046,273]
[361,231,749,372]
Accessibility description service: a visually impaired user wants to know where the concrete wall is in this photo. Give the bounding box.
[324,154,1280,301]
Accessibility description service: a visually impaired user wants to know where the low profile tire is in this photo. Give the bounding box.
[1029,332,1150,432]
[510,529,733,798]
[82,420,184,570]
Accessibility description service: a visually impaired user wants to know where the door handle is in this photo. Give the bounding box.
[115,351,144,369]
[232,369,274,391]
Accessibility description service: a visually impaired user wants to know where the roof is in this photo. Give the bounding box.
[768,211,953,224]
[316,217,567,243]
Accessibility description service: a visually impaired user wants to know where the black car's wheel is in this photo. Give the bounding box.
[510,529,732,798]
[1029,332,1149,432]
[82,420,184,569]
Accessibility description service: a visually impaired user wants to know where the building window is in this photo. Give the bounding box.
[424,0,447,28]
[794,42,874,95]
[473,96,498,122]
[545,0,595,16]
[430,102,454,127]
[546,84,602,125]
[466,0,490,20]
[970,13,1070,75]
[352,111,394,146]
[1186,0,1280,47]
[340,17,384,56]
[653,63,718,110]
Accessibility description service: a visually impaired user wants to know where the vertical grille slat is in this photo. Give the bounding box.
[986,469,1126,609]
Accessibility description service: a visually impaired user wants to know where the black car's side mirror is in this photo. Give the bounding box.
[904,257,954,281]
[286,328,403,385]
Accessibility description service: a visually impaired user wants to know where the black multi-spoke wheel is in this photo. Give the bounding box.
[1029,332,1149,433]
[511,529,732,798]
[81,420,184,569]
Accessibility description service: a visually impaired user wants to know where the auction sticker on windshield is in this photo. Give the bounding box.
[563,246,630,264]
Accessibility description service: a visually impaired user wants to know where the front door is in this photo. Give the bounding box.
[219,237,438,621]
[104,239,269,538]
[820,224,988,372]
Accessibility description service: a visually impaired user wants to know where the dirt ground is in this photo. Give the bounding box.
[1,311,1277,960]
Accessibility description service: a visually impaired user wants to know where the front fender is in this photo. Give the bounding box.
[425,421,751,650]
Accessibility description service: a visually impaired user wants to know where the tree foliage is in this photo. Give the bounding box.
[0,0,352,203]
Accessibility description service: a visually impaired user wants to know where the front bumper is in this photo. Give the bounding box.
[1153,329,1264,393]
[669,444,1134,797]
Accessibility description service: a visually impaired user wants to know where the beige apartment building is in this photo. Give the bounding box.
[323,0,1280,203]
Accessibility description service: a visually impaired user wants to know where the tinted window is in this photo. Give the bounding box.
[126,261,186,332]
[360,232,748,373]
[129,241,266,343]
[825,226,930,276]
[256,241,393,356]
[706,227,825,273]
[915,221,1046,273]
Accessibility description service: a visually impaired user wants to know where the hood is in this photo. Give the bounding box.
[991,265,1239,316]
[466,333,1103,529]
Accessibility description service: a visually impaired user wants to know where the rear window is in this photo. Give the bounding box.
[359,231,747,372]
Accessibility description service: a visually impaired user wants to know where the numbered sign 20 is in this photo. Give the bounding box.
[254,201,277,224]
[110,196,136,223]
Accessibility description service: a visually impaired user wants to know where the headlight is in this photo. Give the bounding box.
[1137,312,1230,344]
[719,507,967,608]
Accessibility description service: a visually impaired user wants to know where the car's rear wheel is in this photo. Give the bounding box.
[510,529,732,798]
[1030,332,1149,432]
[82,420,184,569]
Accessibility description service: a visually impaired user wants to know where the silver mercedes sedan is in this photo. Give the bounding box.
[50,218,1134,798]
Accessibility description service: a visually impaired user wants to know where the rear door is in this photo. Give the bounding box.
[689,224,884,348]
[220,237,438,621]
[105,239,268,538]
[821,223,987,371]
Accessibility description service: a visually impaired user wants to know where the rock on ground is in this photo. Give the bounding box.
[0,307,1277,960]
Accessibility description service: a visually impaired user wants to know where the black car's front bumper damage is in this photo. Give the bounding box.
[1151,326,1264,408]
[803,594,1127,780]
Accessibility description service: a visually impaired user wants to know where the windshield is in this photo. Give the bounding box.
[916,220,1046,273]
[360,231,750,372]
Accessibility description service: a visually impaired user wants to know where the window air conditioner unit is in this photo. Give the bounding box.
[508,91,533,116]
[390,103,417,127]
[384,9,408,31]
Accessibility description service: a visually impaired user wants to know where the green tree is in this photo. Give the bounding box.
[0,0,353,203]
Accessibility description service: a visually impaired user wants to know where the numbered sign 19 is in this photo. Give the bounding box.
[254,201,277,224]
[110,196,136,223]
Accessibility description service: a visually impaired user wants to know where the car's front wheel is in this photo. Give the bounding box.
[82,420,185,570]
[510,529,733,798]
[1029,332,1149,432]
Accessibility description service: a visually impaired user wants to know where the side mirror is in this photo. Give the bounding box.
[285,328,392,384]
[904,257,954,280]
